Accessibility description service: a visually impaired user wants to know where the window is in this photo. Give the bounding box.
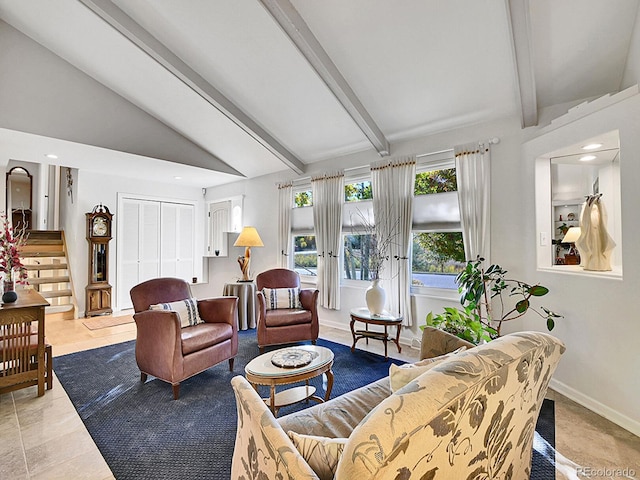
[411,232,465,289]
[414,168,457,195]
[343,234,375,280]
[293,235,317,276]
[294,190,312,207]
[344,181,372,202]
[411,165,464,289]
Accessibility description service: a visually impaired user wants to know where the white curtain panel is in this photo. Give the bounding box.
[312,172,344,309]
[277,182,293,268]
[371,156,416,327]
[454,143,491,264]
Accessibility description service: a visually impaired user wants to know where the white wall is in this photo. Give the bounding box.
[514,93,640,436]
[63,169,207,315]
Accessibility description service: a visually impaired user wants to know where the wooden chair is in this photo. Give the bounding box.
[0,312,51,396]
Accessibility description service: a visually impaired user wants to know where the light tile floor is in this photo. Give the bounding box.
[1,313,638,479]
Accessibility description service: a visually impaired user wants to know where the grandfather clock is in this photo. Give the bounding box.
[85,204,113,317]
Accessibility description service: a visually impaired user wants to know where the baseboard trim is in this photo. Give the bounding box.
[549,378,640,437]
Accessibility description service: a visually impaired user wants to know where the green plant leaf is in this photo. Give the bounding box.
[529,285,549,296]
[547,317,555,331]
[516,299,529,313]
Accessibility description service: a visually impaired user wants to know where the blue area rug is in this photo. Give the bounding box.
[53,330,555,479]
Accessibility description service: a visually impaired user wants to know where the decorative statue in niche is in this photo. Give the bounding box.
[575,194,615,271]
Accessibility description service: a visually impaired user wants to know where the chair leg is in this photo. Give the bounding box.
[312,340,317,345]
[259,347,265,354]
[140,372,148,382]
[45,344,52,390]
[229,357,235,371]
[172,383,180,400]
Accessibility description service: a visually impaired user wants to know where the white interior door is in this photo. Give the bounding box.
[117,198,160,310]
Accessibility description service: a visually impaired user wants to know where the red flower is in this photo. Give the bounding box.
[1,212,29,284]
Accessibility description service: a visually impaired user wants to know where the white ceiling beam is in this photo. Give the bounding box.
[78,0,305,174]
[505,0,538,128]
[259,0,390,156]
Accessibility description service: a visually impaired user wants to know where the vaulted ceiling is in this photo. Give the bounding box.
[0,0,638,187]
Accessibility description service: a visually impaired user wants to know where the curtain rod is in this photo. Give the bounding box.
[287,137,501,185]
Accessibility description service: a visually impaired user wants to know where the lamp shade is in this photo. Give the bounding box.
[562,226,581,243]
[233,226,264,247]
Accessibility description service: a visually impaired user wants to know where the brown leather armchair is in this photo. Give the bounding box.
[130,277,238,399]
[256,269,319,353]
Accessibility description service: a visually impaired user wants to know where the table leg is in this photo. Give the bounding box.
[394,324,402,354]
[383,324,388,359]
[324,369,334,401]
[269,385,276,414]
[350,316,357,352]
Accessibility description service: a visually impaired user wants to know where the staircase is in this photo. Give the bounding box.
[21,230,77,320]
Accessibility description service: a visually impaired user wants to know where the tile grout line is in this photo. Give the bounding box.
[11,391,32,479]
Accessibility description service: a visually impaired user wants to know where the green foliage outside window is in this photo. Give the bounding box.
[344,181,372,202]
[414,168,457,195]
[413,232,465,273]
[294,191,312,207]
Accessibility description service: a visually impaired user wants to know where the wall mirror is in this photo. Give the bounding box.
[6,166,33,230]
[535,130,622,276]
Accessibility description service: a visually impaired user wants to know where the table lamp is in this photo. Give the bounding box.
[562,226,581,265]
[233,226,264,281]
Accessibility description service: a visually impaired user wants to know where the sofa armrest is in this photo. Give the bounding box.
[420,326,475,360]
[230,376,319,480]
[133,310,182,380]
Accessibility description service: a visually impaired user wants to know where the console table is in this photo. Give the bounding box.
[0,289,50,396]
[350,307,403,359]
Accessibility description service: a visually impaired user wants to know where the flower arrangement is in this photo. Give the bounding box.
[1,212,29,285]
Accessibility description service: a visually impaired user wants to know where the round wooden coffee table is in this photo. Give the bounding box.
[245,345,334,416]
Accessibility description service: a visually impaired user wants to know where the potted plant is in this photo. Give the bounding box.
[425,257,562,344]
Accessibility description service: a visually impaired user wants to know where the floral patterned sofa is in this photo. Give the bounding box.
[231,329,565,480]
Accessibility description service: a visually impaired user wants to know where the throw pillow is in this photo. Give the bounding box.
[262,287,302,310]
[287,431,347,480]
[149,298,203,328]
[389,346,467,392]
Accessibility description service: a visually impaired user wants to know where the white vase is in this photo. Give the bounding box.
[365,279,386,315]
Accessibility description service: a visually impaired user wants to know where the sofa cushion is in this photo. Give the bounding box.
[264,309,312,327]
[287,431,347,480]
[149,298,203,328]
[262,287,302,310]
[181,322,232,355]
[278,376,392,438]
[389,346,467,392]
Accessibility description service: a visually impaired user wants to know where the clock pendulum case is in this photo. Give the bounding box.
[85,204,113,317]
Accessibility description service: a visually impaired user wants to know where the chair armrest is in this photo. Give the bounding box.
[199,296,238,356]
[197,296,238,326]
[299,288,319,311]
[133,310,182,379]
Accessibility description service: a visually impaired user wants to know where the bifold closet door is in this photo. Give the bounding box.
[160,203,195,282]
[117,199,161,309]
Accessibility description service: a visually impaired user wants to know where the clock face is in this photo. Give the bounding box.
[92,216,108,236]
